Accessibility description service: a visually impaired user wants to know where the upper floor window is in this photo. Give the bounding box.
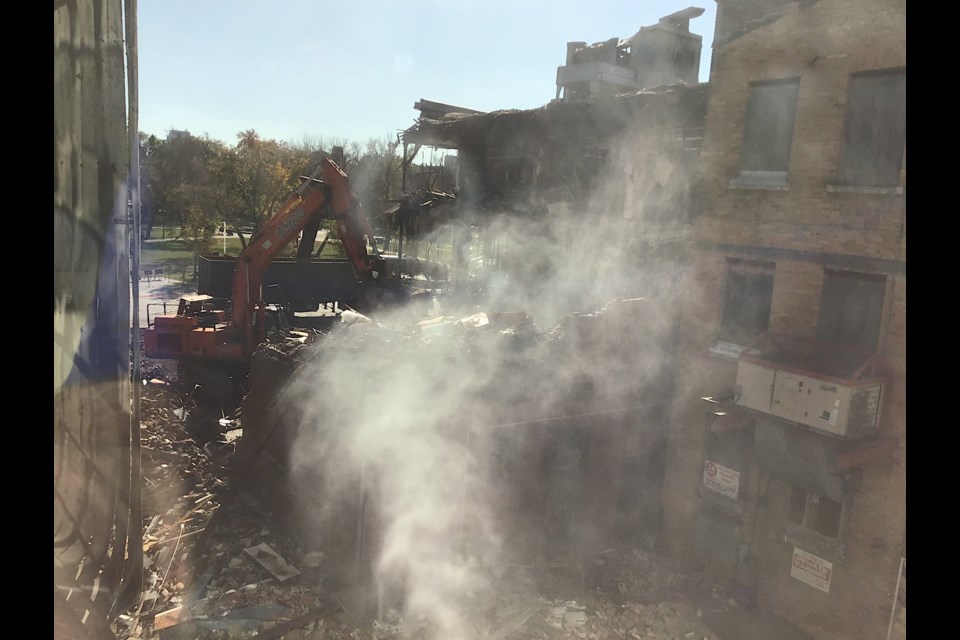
[816,270,886,350]
[719,259,775,345]
[736,78,800,185]
[838,69,906,187]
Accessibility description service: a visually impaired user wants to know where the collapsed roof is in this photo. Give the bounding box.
[402,84,708,151]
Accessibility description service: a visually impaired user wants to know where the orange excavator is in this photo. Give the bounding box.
[144,158,385,363]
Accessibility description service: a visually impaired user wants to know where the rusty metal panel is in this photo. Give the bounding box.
[54,0,139,631]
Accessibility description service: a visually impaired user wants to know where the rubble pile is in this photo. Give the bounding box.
[117,303,754,640]
[466,544,720,640]
[115,366,346,640]
[324,541,729,640]
[114,370,227,638]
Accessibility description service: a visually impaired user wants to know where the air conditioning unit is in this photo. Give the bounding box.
[734,333,887,439]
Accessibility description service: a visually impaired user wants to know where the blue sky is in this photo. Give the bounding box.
[138,1,715,146]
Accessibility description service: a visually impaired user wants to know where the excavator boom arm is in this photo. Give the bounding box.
[231,158,375,349]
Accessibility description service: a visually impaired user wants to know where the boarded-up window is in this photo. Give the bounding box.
[838,69,906,186]
[719,259,775,345]
[816,270,886,350]
[740,78,800,172]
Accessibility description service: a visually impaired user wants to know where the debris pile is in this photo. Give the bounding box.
[117,366,344,640]
[324,541,728,640]
[117,303,769,640]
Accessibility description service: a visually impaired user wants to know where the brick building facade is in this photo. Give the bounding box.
[659,1,906,639]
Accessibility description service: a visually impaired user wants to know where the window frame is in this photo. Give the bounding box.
[789,486,848,540]
[717,258,776,346]
[732,77,802,187]
[837,68,906,188]
[815,269,887,351]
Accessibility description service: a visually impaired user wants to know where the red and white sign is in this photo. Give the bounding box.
[703,459,741,499]
[791,547,833,593]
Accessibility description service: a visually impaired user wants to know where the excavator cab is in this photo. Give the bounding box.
[173,294,225,328]
[176,294,210,317]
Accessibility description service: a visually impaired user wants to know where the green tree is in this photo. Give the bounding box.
[212,130,301,233]
[144,131,224,236]
[140,127,415,262]
[138,133,159,239]
[182,203,219,274]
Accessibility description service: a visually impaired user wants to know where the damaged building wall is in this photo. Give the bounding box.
[389,89,708,559]
[54,0,139,634]
[428,87,705,200]
[661,1,905,639]
[628,8,704,90]
[712,0,803,47]
[408,86,706,239]
[381,86,710,580]
[555,8,705,102]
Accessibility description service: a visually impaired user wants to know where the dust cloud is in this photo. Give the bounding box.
[285,120,692,638]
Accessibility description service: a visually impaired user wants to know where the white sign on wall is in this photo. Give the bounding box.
[703,459,741,499]
[791,547,833,593]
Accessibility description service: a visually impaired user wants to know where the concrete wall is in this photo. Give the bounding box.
[661,1,905,639]
[54,0,138,633]
[632,26,702,89]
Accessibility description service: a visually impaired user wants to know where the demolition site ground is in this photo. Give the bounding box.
[117,306,814,640]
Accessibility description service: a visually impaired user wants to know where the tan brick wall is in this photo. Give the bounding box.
[661,1,906,638]
[696,0,906,257]
[746,465,904,640]
[767,260,823,338]
[745,269,905,640]
[750,474,902,640]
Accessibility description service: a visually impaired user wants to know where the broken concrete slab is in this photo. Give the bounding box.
[243,542,301,582]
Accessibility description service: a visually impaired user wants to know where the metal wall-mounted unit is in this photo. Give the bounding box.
[734,333,887,439]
